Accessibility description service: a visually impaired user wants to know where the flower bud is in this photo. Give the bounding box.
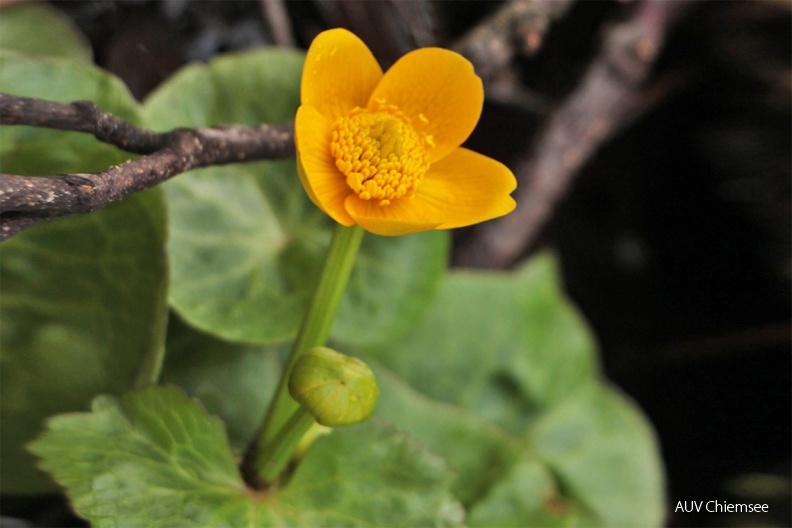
[288,346,379,426]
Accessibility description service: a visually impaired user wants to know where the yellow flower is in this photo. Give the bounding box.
[295,28,517,236]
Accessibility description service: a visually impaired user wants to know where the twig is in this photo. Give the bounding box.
[0,94,294,241]
[0,94,171,153]
[259,0,295,47]
[452,0,573,111]
[455,0,688,268]
[453,0,574,78]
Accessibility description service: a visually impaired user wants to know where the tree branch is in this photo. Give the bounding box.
[455,0,689,268]
[453,0,574,76]
[259,0,295,47]
[453,0,574,111]
[0,94,294,240]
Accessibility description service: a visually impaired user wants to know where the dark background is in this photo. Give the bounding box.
[1,1,789,527]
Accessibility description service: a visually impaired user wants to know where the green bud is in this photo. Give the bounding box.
[288,346,379,427]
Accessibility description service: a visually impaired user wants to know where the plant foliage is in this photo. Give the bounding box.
[1,5,665,526]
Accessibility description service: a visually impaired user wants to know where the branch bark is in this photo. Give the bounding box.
[453,0,574,111]
[455,0,689,268]
[0,94,294,240]
[453,0,574,77]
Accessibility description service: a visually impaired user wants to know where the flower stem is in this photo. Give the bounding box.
[257,406,315,482]
[252,223,364,479]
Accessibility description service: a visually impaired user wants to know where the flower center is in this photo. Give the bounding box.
[331,104,431,206]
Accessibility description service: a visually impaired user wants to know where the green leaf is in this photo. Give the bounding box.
[367,253,598,432]
[527,384,665,527]
[468,458,591,527]
[281,420,464,527]
[30,386,464,527]
[373,361,660,526]
[141,49,447,346]
[1,193,168,493]
[160,315,284,449]
[0,53,167,492]
[363,254,665,527]
[372,364,520,506]
[29,387,244,526]
[464,385,665,527]
[336,231,447,346]
[0,4,92,62]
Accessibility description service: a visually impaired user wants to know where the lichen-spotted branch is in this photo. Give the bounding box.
[455,0,689,268]
[0,94,294,240]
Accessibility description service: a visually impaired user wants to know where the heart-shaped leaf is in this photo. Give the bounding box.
[0,4,91,62]
[0,53,167,493]
[142,50,447,347]
[364,254,665,527]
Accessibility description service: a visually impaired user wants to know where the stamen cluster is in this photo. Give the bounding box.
[331,105,430,206]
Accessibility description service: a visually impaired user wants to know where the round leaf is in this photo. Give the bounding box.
[367,253,598,427]
[0,4,92,62]
[363,254,666,526]
[0,53,167,492]
[160,315,284,449]
[527,384,666,527]
[142,50,447,346]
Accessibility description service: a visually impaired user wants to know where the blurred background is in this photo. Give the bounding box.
[1,0,789,526]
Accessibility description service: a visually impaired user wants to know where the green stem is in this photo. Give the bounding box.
[258,406,315,482]
[253,223,364,479]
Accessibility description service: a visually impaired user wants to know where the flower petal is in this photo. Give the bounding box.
[295,105,355,226]
[417,147,516,229]
[344,194,445,236]
[302,28,383,121]
[368,48,483,163]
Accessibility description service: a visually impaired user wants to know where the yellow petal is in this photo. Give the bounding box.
[295,106,355,226]
[344,194,445,236]
[302,29,383,121]
[417,147,516,229]
[368,48,483,163]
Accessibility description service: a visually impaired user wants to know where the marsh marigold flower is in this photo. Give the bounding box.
[295,28,517,236]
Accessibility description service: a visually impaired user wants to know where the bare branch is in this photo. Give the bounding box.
[259,0,295,47]
[453,0,574,79]
[452,0,573,111]
[0,94,168,153]
[0,94,294,240]
[455,0,689,268]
